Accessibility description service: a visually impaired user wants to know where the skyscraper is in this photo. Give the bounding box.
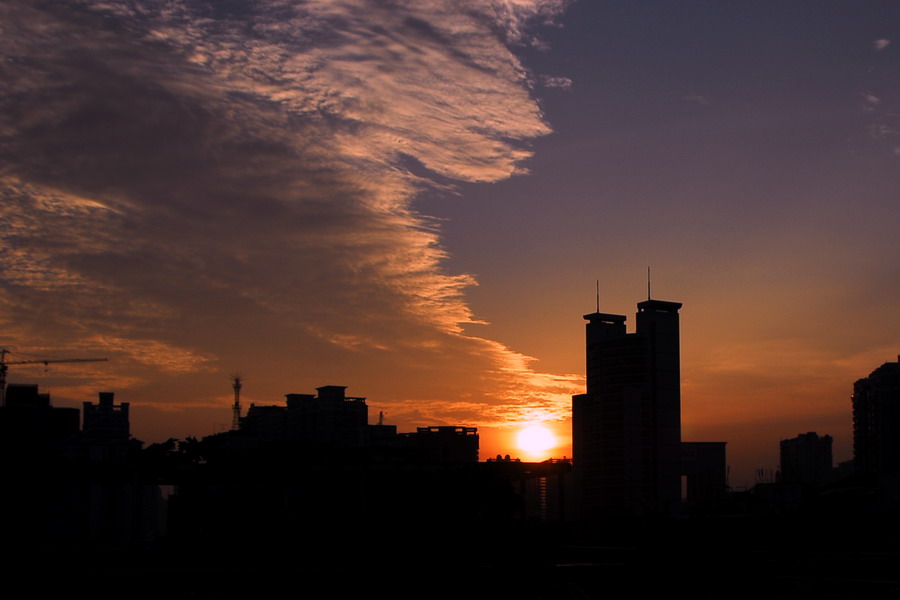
[852,357,900,475]
[572,298,683,518]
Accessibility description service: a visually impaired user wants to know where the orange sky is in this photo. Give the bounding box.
[3,1,899,488]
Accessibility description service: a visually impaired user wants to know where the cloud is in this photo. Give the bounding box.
[868,123,897,139]
[541,75,573,90]
[873,38,891,52]
[861,90,881,112]
[0,0,580,434]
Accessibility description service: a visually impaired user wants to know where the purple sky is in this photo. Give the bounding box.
[2,1,899,486]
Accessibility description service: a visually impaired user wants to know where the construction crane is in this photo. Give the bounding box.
[0,348,108,407]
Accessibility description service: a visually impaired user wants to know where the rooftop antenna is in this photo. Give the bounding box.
[230,372,243,431]
[596,280,600,313]
[647,266,651,300]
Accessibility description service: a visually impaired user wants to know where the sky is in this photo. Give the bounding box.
[2,0,899,487]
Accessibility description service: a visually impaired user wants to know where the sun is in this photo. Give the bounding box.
[516,424,557,457]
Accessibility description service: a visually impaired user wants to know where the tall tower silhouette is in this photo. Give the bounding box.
[572,297,683,518]
[231,373,242,431]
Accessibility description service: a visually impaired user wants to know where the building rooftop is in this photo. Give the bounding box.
[637,299,683,313]
[582,312,627,323]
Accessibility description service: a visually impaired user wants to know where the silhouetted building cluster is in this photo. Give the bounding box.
[747,357,900,514]
[241,385,369,447]
[744,431,836,513]
[780,431,833,485]
[401,426,479,463]
[2,379,503,556]
[7,339,900,598]
[210,385,480,464]
[0,384,140,463]
[572,297,727,518]
[0,384,167,548]
[0,383,80,456]
[167,385,541,563]
[486,457,572,522]
[6,324,892,583]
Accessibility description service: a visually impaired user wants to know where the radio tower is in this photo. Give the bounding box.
[231,373,243,431]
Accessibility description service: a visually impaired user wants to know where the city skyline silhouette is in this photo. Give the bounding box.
[2,1,899,497]
[4,3,900,596]
[3,339,899,598]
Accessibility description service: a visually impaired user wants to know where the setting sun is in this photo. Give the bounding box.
[516,424,557,458]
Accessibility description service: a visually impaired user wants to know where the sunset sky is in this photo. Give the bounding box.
[3,1,899,487]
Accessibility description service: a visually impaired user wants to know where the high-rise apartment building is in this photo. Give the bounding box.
[572,298,683,518]
[81,391,134,462]
[853,357,900,475]
[780,432,833,485]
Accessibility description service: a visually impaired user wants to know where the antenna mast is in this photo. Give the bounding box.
[647,266,651,300]
[231,373,243,431]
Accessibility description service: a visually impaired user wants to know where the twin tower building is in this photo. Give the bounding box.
[572,295,725,518]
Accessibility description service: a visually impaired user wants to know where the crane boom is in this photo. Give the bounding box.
[0,348,108,406]
[6,357,108,366]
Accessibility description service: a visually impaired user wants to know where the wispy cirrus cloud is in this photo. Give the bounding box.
[0,0,578,434]
[540,75,573,90]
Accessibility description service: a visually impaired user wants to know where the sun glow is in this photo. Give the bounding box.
[516,424,557,458]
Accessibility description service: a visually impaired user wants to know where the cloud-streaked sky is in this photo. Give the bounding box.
[3,1,899,486]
